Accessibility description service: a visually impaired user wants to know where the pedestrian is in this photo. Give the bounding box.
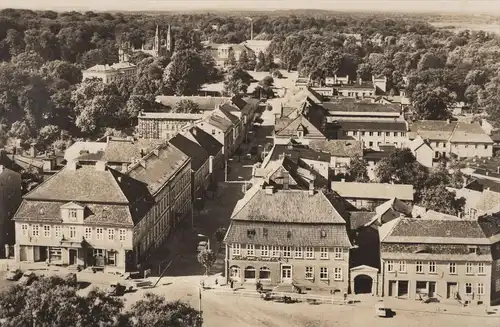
[215,279,218,286]
[230,279,234,289]
[344,292,347,303]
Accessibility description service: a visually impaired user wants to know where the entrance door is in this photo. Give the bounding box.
[69,249,77,265]
[429,282,436,298]
[447,282,458,299]
[388,281,396,297]
[281,265,292,283]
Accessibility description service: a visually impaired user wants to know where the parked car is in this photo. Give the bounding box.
[5,269,23,281]
[107,283,126,296]
[18,272,37,286]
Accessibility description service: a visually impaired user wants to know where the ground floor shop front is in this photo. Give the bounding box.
[15,244,133,272]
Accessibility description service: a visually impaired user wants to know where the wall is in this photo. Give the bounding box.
[0,168,21,254]
[490,242,500,305]
[414,144,434,168]
[450,143,493,158]
[342,130,406,150]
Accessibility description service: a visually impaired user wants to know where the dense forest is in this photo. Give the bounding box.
[1,8,500,153]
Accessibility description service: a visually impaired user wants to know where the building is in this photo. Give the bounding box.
[137,112,205,140]
[336,81,376,98]
[380,216,500,305]
[203,42,253,67]
[324,101,402,120]
[325,75,349,86]
[218,96,260,139]
[223,182,352,293]
[195,112,235,159]
[183,126,224,172]
[82,62,137,84]
[0,166,22,257]
[13,141,192,272]
[409,136,434,168]
[331,181,414,210]
[119,25,172,62]
[408,120,494,160]
[155,96,230,113]
[308,139,364,175]
[240,40,271,55]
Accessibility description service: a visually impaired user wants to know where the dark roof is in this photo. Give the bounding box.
[387,218,486,239]
[347,211,376,230]
[465,178,500,193]
[334,120,407,132]
[269,144,330,163]
[24,166,129,204]
[216,106,239,124]
[224,220,351,247]
[309,140,363,158]
[102,138,163,164]
[323,102,400,113]
[230,96,247,110]
[169,133,209,171]
[187,127,223,157]
[231,188,347,224]
[337,83,375,90]
[478,213,500,238]
[363,149,393,161]
[156,96,230,111]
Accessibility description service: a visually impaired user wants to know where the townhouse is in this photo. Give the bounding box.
[331,181,414,211]
[380,215,500,305]
[308,139,364,175]
[183,126,224,172]
[13,141,192,272]
[408,120,494,161]
[136,112,205,140]
[195,111,235,159]
[223,182,352,293]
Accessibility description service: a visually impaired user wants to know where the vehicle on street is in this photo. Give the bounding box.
[5,269,23,281]
[107,283,126,296]
[18,272,37,286]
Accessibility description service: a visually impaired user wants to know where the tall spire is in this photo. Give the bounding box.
[166,24,172,53]
[154,24,160,53]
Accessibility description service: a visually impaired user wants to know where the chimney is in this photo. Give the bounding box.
[265,186,274,195]
[67,160,78,171]
[122,163,128,172]
[29,142,37,158]
[308,180,315,195]
[95,160,107,171]
[209,155,214,174]
[283,171,290,190]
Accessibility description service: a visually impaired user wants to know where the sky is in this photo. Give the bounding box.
[1,0,500,14]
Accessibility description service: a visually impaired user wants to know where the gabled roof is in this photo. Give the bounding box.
[474,189,500,213]
[169,133,209,171]
[230,187,347,224]
[102,138,164,164]
[214,106,239,124]
[450,122,493,144]
[274,114,326,139]
[201,114,233,133]
[465,177,500,193]
[322,102,400,113]
[347,211,376,230]
[266,144,331,165]
[184,126,223,157]
[23,165,129,204]
[331,182,414,201]
[408,120,457,141]
[420,210,460,221]
[409,135,432,152]
[309,140,363,158]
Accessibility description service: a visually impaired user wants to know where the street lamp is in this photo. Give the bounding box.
[198,233,210,250]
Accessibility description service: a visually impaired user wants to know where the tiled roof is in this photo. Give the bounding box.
[203,115,233,133]
[474,189,500,212]
[24,166,129,204]
[420,210,460,220]
[274,115,326,139]
[214,106,239,124]
[137,112,204,120]
[363,149,393,161]
[333,120,407,132]
[322,102,400,113]
[465,177,500,193]
[283,88,323,108]
[262,156,328,190]
[64,141,107,163]
[185,126,223,157]
[224,220,352,247]
[309,140,363,158]
[169,133,209,171]
[408,120,456,141]
[155,96,230,111]
[331,182,414,201]
[126,142,190,195]
[231,188,347,224]
[267,144,331,164]
[381,252,492,262]
[450,122,493,143]
[382,218,489,244]
[102,138,163,164]
[347,211,376,230]
[14,200,135,228]
[477,212,500,238]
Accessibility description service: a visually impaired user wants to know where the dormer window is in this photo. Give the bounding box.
[320,230,327,238]
[468,246,478,254]
[247,229,256,238]
[68,209,78,221]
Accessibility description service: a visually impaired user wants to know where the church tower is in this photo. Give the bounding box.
[166,25,173,53]
[153,25,160,55]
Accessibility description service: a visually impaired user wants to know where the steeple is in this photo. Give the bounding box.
[154,24,160,53]
[166,24,172,53]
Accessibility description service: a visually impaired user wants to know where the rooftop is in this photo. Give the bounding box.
[308,139,363,158]
[409,120,492,143]
[331,182,414,201]
[137,112,204,120]
[102,138,164,164]
[323,101,400,114]
[332,120,407,132]
[155,96,230,111]
[183,126,223,157]
[266,144,331,164]
[274,115,326,139]
[169,133,209,171]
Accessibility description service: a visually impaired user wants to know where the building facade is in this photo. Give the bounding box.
[0,166,22,257]
[137,112,204,140]
[82,62,137,84]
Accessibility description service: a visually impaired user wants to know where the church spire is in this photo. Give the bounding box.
[166,24,172,53]
[154,24,160,53]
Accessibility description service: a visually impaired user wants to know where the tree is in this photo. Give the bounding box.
[259,76,274,87]
[417,52,445,71]
[347,157,369,182]
[411,84,453,120]
[41,60,82,85]
[24,28,59,61]
[172,99,201,114]
[163,50,207,96]
[223,68,252,96]
[225,48,237,67]
[197,249,217,275]
[126,293,201,327]
[255,51,268,72]
[214,227,227,250]
[480,75,500,127]
[238,49,249,69]
[420,185,465,216]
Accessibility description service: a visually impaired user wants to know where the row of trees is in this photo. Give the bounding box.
[347,149,465,215]
[0,275,201,327]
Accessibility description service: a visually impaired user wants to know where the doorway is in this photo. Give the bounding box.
[429,282,436,297]
[447,282,458,299]
[397,281,409,298]
[354,275,373,294]
[388,281,397,297]
[69,249,77,265]
[281,265,292,283]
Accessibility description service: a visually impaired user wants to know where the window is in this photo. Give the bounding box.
[320,267,328,280]
[294,246,303,258]
[282,246,292,258]
[386,260,394,272]
[466,262,474,274]
[399,261,407,273]
[305,266,314,279]
[96,228,103,240]
[468,246,477,254]
[246,244,255,256]
[108,229,115,241]
[449,262,457,274]
[353,131,358,136]
[54,226,61,238]
[263,228,268,237]
[49,248,62,262]
[107,251,116,266]
[369,141,373,147]
[416,261,423,274]
[429,261,437,273]
[361,131,366,136]
[231,244,241,256]
[32,224,40,237]
[386,132,391,136]
[369,132,374,136]
[334,247,343,260]
[43,225,51,238]
[259,267,271,280]
[401,132,406,137]
[477,283,484,295]
[68,209,77,220]
[394,132,399,137]
[320,247,329,259]
[378,132,382,136]
[334,268,342,281]
[85,227,92,240]
[497,260,500,272]
[465,282,473,295]
[320,230,327,238]
[271,246,280,257]
[305,247,314,259]
[21,224,28,236]
[478,263,485,274]
[119,229,126,241]
[69,227,77,239]
[260,245,269,257]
